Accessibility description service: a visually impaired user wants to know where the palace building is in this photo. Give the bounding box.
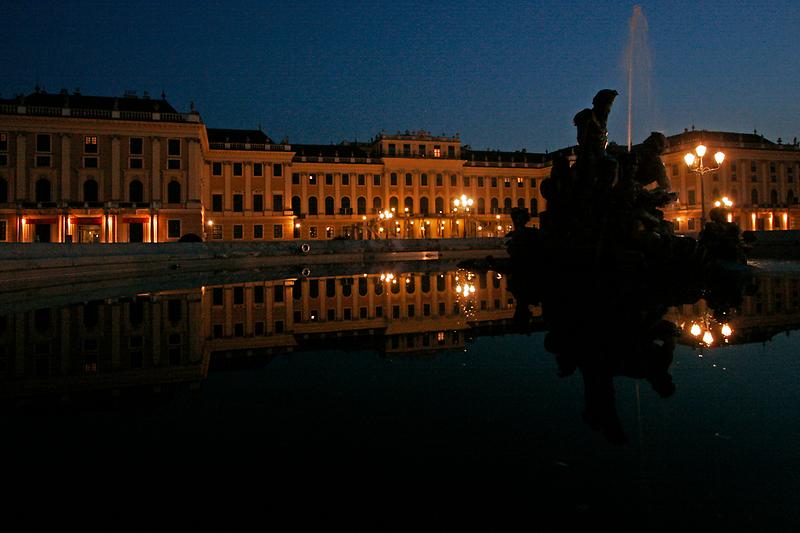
[2,88,799,243]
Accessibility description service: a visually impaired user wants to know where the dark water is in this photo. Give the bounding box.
[1,263,799,527]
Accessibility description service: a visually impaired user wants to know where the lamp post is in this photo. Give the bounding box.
[684,144,725,225]
[453,195,474,238]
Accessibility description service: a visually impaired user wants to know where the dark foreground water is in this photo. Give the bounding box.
[1,262,798,528]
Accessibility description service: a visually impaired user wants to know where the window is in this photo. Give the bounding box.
[448,146,455,158]
[168,219,181,239]
[167,139,181,169]
[373,174,381,186]
[35,178,51,202]
[254,322,265,335]
[233,194,243,212]
[405,173,412,186]
[358,174,365,186]
[253,163,263,176]
[450,175,457,186]
[291,196,301,215]
[388,144,396,155]
[391,173,397,186]
[253,194,263,212]
[326,226,334,238]
[272,194,283,211]
[167,181,181,203]
[36,134,51,153]
[212,194,223,211]
[292,173,300,185]
[274,163,282,176]
[530,178,537,188]
[491,177,498,188]
[36,155,51,167]
[273,224,283,238]
[83,135,98,154]
[325,196,334,215]
[325,173,333,185]
[418,144,425,156]
[254,286,265,304]
[0,177,7,202]
[212,162,222,176]
[254,224,264,239]
[233,224,243,239]
[212,224,223,239]
[464,176,470,187]
[274,286,284,302]
[212,288,223,306]
[517,177,524,188]
[403,144,411,156]
[309,226,318,238]
[504,178,511,188]
[342,173,350,185]
[83,179,99,202]
[0,220,5,241]
[0,132,8,152]
[308,174,317,185]
[433,146,441,158]
[129,157,143,169]
[83,156,98,168]
[421,173,428,186]
[233,287,244,305]
[436,174,443,187]
[687,189,696,205]
[233,163,243,176]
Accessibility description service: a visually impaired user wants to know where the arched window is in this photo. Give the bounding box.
[404,196,414,214]
[0,177,7,203]
[419,197,429,215]
[435,197,444,213]
[530,198,539,215]
[771,189,779,205]
[129,180,144,203]
[341,196,351,210]
[372,196,382,212]
[477,197,485,214]
[490,198,499,212]
[751,189,759,205]
[325,196,334,215]
[504,198,512,211]
[308,196,318,215]
[291,196,301,215]
[167,180,181,204]
[389,196,399,212]
[83,179,99,202]
[35,178,51,202]
[517,198,525,209]
[357,196,366,214]
[788,190,796,205]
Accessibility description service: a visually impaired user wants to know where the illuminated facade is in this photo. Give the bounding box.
[661,130,800,232]
[4,89,800,243]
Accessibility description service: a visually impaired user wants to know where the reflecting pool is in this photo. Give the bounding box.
[1,262,799,527]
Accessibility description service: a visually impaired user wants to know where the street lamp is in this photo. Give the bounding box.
[453,194,474,238]
[684,144,725,225]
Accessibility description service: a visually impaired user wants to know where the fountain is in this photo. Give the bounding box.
[625,5,653,152]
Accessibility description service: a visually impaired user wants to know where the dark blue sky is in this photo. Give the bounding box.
[2,0,798,152]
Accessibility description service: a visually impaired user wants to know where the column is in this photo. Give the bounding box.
[224,162,232,210]
[151,137,161,201]
[15,133,26,201]
[188,138,201,202]
[111,135,120,200]
[61,134,71,200]
[244,162,252,211]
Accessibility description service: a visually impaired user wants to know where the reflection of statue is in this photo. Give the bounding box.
[699,207,746,263]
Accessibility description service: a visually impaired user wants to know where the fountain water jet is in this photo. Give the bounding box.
[625,5,653,151]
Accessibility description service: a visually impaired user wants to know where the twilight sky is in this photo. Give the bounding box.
[2,0,798,152]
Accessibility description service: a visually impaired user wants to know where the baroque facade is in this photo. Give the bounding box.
[2,89,799,243]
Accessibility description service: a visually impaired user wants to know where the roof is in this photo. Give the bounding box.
[13,90,180,114]
[207,128,272,144]
[664,129,799,152]
[462,148,549,164]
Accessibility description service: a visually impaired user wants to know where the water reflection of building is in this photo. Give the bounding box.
[668,272,800,346]
[0,290,206,399]
[203,270,531,358]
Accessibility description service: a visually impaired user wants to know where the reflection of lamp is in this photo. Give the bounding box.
[685,144,725,224]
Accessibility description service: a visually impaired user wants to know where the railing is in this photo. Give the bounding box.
[0,105,194,122]
[208,142,291,151]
